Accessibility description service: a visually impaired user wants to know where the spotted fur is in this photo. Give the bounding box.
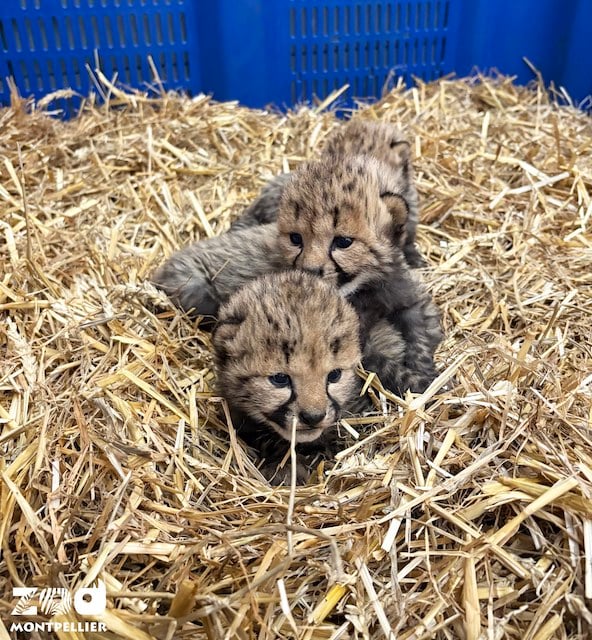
[212,271,362,484]
[152,224,283,319]
[276,154,442,393]
[231,119,423,267]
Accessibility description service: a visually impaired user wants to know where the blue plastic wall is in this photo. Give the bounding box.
[0,0,201,113]
[198,0,457,108]
[450,0,592,107]
[0,0,590,112]
[196,0,592,109]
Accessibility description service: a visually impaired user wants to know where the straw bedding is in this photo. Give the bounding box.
[1,74,591,639]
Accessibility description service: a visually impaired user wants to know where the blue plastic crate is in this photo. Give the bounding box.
[197,0,458,108]
[451,0,592,109]
[0,0,458,113]
[1,1,591,114]
[0,0,201,114]
[197,0,591,109]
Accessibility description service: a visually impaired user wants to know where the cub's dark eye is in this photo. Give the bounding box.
[333,236,353,249]
[269,373,291,388]
[327,369,342,383]
[289,233,303,246]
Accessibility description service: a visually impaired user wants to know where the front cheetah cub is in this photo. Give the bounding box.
[212,270,361,484]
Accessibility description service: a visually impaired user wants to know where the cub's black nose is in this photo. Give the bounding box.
[305,267,324,277]
[299,410,326,427]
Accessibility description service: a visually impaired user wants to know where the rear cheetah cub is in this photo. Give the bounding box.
[322,120,423,267]
[232,119,423,267]
[277,154,412,297]
[212,270,362,484]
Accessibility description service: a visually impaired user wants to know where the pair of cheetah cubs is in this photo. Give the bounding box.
[154,120,442,484]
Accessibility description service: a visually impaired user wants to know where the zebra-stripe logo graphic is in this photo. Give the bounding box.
[11,580,105,616]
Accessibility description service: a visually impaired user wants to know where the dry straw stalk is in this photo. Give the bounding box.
[0,73,591,638]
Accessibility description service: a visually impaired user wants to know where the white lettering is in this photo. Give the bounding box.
[11,587,38,615]
[74,580,106,616]
[10,621,107,633]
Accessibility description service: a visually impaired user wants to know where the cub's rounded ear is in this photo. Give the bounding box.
[212,313,245,351]
[380,192,408,230]
[388,139,411,166]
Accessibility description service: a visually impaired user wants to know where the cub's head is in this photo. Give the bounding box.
[277,155,409,296]
[322,119,413,185]
[212,271,361,443]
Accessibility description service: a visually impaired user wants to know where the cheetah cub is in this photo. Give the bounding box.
[322,120,423,267]
[232,119,424,267]
[277,153,416,301]
[212,270,361,484]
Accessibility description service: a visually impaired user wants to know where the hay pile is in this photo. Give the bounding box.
[1,74,591,639]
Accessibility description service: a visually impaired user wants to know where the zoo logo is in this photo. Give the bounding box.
[11,580,106,617]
